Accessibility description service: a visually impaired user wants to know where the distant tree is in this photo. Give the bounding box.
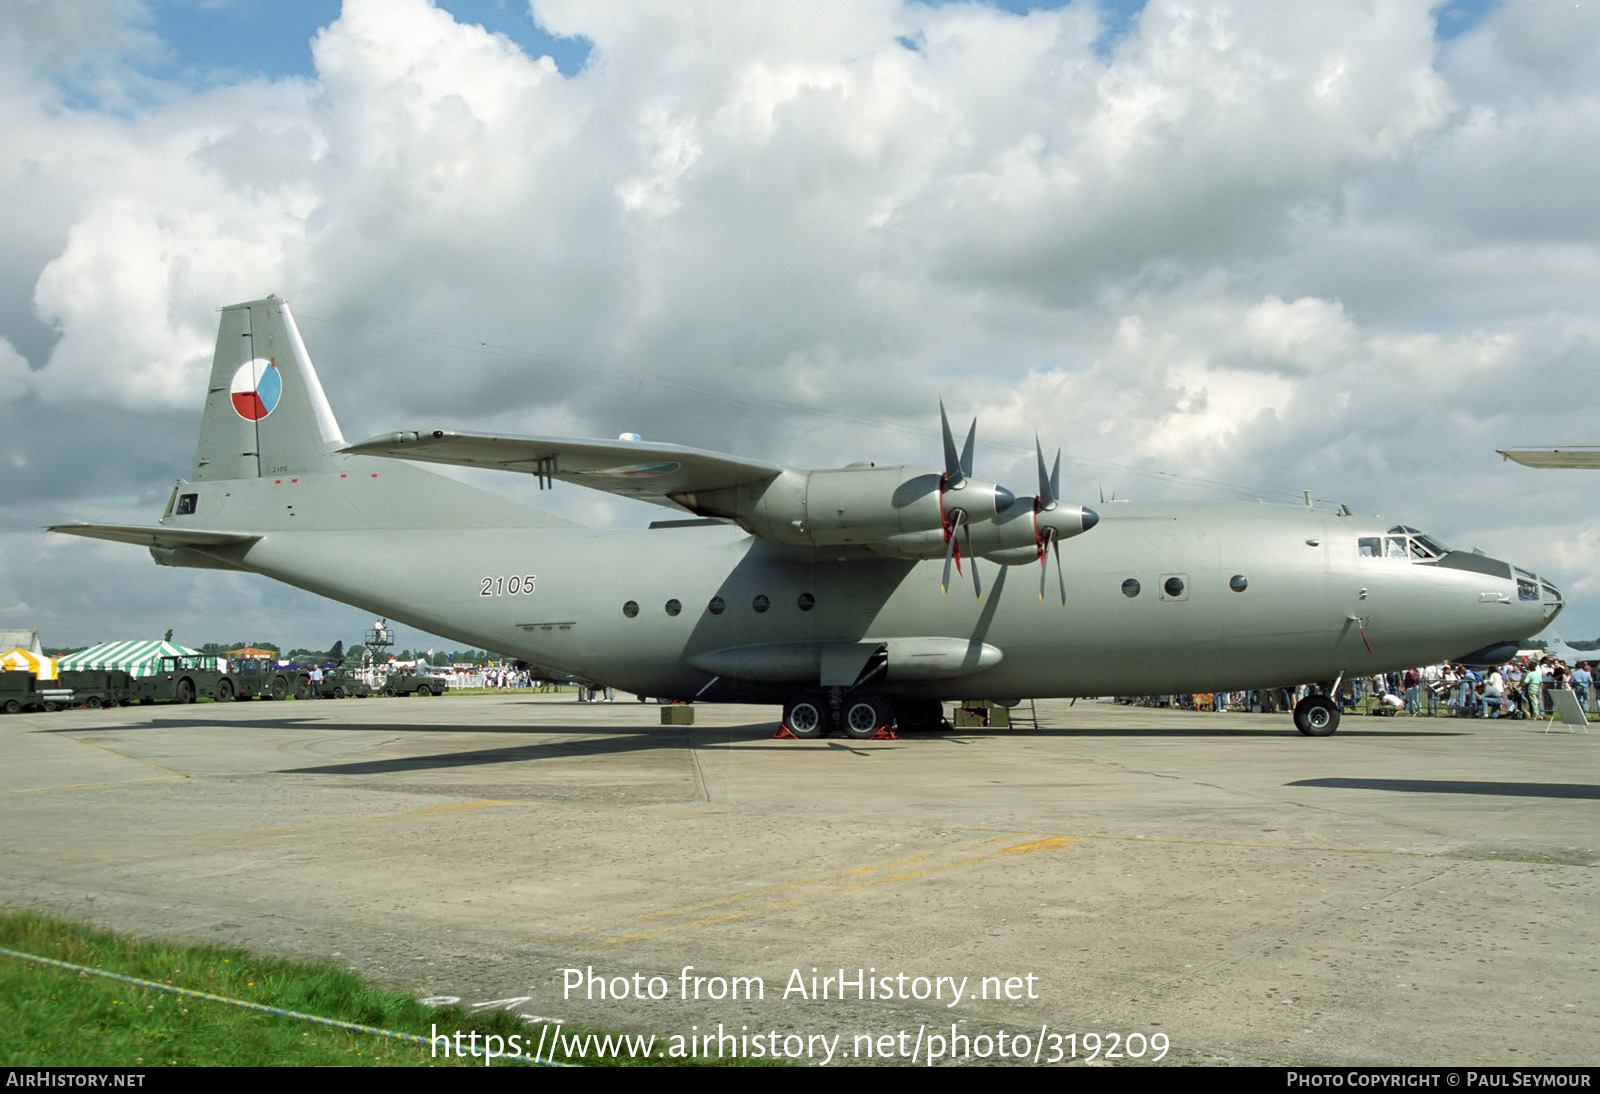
[163,629,173,643]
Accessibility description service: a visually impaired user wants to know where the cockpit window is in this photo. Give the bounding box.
[1408,536,1442,560]
[1366,528,1448,562]
[1518,579,1539,602]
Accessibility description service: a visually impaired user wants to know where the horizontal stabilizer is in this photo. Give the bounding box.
[48,524,261,550]
[344,430,784,506]
[1497,446,1600,469]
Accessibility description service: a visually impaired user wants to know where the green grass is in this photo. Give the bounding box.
[0,911,709,1067]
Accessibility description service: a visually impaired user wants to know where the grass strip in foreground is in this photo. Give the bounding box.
[0,911,714,1066]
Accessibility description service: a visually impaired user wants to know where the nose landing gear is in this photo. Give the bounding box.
[1293,694,1341,736]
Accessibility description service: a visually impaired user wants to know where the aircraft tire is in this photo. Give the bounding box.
[842,695,892,739]
[784,695,829,739]
[1294,695,1339,736]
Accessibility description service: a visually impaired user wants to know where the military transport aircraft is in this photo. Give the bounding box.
[52,298,1563,737]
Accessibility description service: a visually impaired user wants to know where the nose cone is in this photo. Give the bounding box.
[993,484,1016,515]
[1541,576,1565,623]
[1081,506,1099,533]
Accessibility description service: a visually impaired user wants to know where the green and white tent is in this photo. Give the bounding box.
[56,641,217,676]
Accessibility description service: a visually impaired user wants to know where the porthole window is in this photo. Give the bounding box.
[797,592,815,611]
[1229,574,1248,593]
[665,598,682,617]
[623,600,639,618]
[752,594,770,613]
[1121,578,1141,598]
[707,596,725,615]
[1163,576,1186,598]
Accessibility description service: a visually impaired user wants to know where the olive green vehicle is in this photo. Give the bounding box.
[0,670,75,713]
[57,669,135,709]
[229,659,313,701]
[322,670,372,698]
[380,672,448,698]
[131,654,236,704]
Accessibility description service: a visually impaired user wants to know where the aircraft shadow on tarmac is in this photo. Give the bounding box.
[44,715,1464,741]
[1019,726,1463,738]
[274,724,822,774]
[1290,777,1598,800]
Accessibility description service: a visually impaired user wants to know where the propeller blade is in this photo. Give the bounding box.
[1050,450,1061,505]
[1054,531,1066,607]
[965,521,981,600]
[1035,437,1055,509]
[959,418,976,480]
[1038,528,1050,603]
[941,507,964,595]
[939,398,963,488]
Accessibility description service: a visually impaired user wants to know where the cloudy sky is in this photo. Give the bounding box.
[3,0,1597,656]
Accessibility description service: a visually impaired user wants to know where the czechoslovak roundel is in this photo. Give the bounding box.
[230,359,282,421]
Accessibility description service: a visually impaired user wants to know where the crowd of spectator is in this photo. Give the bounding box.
[1122,651,1594,719]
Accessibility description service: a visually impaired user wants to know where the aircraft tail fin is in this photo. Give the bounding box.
[194,297,345,481]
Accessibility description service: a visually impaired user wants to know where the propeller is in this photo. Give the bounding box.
[1031,437,1096,606]
[938,399,1002,599]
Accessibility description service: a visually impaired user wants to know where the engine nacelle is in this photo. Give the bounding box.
[672,465,1015,551]
[967,501,1099,565]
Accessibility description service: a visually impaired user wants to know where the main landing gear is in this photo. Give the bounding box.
[781,689,904,740]
[1293,694,1340,736]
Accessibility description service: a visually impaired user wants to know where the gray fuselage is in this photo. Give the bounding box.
[161,456,1558,702]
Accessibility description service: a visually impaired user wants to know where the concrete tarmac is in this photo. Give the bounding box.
[1,693,1594,1067]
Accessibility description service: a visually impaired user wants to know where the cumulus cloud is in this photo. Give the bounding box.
[4,0,1600,648]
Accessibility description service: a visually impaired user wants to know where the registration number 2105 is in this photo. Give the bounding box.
[481,575,536,596]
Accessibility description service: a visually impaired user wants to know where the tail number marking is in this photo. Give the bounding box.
[481,575,537,596]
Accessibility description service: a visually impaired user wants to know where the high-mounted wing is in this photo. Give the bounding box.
[347,404,1098,601]
[343,430,785,507]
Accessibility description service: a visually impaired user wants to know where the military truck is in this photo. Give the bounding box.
[57,669,135,709]
[381,671,449,697]
[230,659,313,701]
[0,670,75,713]
[322,670,372,698]
[132,654,236,704]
